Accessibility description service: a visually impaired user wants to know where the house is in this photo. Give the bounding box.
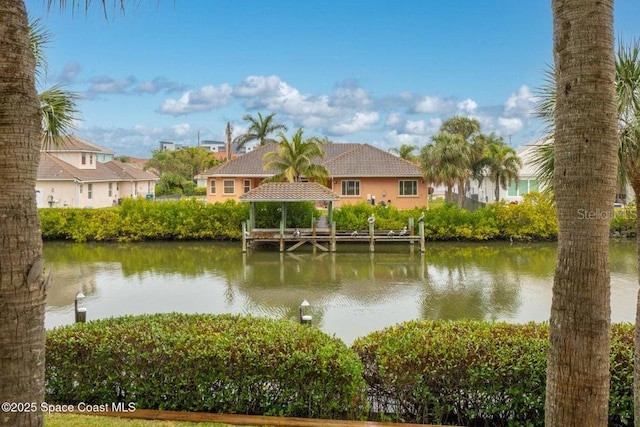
[37,135,158,208]
[199,143,429,210]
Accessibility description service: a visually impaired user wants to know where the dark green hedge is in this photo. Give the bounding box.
[333,193,558,241]
[41,193,633,242]
[40,198,319,242]
[46,313,367,419]
[352,321,633,426]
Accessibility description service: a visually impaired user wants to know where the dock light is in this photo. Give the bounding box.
[299,300,312,324]
[74,291,86,323]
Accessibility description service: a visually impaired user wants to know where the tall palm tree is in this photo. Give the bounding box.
[1,2,117,426]
[545,1,617,425]
[30,18,80,148]
[389,144,418,163]
[421,133,470,205]
[233,112,288,151]
[485,137,522,201]
[439,116,482,207]
[262,128,329,185]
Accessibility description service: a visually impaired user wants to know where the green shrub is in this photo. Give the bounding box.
[352,321,633,426]
[253,201,320,228]
[40,199,250,242]
[46,313,367,419]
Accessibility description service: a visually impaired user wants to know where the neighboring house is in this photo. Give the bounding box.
[37,135,158,208]
[200,143,429,210]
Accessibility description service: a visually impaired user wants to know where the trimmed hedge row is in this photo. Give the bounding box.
[333,193,558,241]
[352,321,633,426]
[46,315,633,425]
[40,198,317,242]
[45,313,366,419]
[40,193,633,242]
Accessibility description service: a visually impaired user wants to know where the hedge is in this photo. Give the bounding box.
[352,321,633,426]
[46,313,367,419]
[40,193,637,242]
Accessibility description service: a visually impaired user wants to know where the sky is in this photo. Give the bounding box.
[25,1,640,158]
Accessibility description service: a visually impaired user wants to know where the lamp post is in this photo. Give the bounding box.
[299,300,312,324]
[74,291,86,323]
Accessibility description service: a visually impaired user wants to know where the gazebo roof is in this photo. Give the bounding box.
[239,182,340,202]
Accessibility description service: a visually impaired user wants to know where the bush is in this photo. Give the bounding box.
[46,313,367,419]
[352,321,633,426]
[40,199,250,242]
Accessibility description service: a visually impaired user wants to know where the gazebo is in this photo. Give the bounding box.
[239,182,340,252]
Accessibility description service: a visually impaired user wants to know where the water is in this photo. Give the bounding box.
[44,240,638,344]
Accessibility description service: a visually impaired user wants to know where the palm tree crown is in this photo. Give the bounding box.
[262,128,329,185]
[234,112,288,151]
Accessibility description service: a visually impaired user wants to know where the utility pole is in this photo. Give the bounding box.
[225,122,233,161]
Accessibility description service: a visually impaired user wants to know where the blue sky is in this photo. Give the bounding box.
[25,1,640,158]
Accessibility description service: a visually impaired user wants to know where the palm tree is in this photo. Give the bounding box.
[1,2,114,426]
[30,18,80,148]
[262,128,329,185]
[545,1,617,425]
[439,116,482,207]
[389,144,418,163]
[485,137,522,201]
[421,133,470,205]
[233,112,288,151]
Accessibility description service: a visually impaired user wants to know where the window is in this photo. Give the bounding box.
[244,180,251,193]
[108,183,113,197]
[399,180,418,196]
[79,183,83,194]
[90,155,93,165]
[116,183,119,191]
[81,153,86,165]
[341,180,360,196]
[210,181,216,195]
[508,179,538,197]
[223,180,235,194]
[87,183,93,200]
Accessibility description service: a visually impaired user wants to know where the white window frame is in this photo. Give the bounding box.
[341,180,360,196]
[399,180,418,196]
[210,181,216,195]
[223,180,235,194]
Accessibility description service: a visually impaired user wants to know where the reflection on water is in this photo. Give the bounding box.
[44,240,637,344]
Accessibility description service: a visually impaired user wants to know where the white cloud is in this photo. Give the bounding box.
[498,117,523,134]
[457,98,478,113]
[233,75,283,98]
[385,113,406,128]
[504,85,536,117]
[158,84,233,115]
[330,80,372,108]
[384,130,426,147]
[88,75,137,94]
[328,111,379,134]
[171,123,191,136]
[413,96,454,114]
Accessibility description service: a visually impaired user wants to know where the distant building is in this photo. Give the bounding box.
[37,135,158,208]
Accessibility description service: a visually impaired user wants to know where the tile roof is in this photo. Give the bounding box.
[201,142,423,178]
[239,182,340,202]
[41,134,112,154]
[37,153,158,182]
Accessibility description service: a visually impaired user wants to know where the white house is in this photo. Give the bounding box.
[37,135,158,208]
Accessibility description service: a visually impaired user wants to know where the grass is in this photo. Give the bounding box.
[45,413,239,427]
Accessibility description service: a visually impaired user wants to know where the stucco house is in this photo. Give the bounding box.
[199,142,430,210]
[37,135,158,208]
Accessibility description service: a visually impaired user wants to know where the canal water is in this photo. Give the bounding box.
[44,240,638,344]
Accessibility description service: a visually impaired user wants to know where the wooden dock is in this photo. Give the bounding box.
[243,222,425,253]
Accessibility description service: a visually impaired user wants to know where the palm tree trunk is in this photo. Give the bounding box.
[631,177,640,427]
[545,1,617,425]
[494,173,501,202]
[0,2,47,426]
[456,178,465,208]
